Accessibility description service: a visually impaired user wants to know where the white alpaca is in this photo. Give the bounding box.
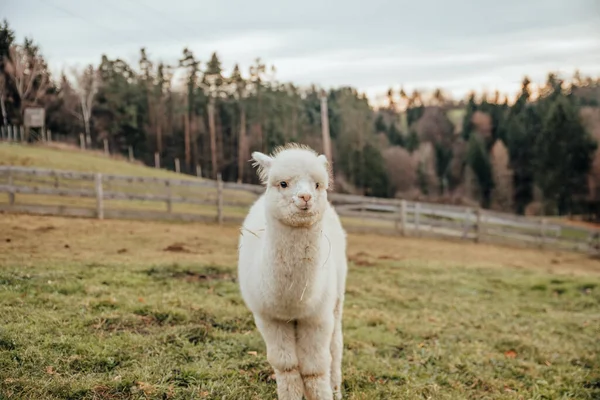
[238,144,348,400]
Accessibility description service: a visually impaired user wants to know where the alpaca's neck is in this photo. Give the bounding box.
[263,215,324,281]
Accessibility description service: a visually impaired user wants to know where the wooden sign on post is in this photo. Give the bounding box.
[24,108,45,127]
[24,107,45,142]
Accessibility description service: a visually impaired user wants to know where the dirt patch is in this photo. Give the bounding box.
[163,243,190,253]
[176,270,235,283]
[377,255,402,261]
[143,265,236,283]
[349,252,376,267]
[35,225,56,233]
[117,248,128,254]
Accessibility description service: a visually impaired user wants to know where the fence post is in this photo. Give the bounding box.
[400,199,407,236]
[52,170,59,188]
[461,208,470,239]
[7,167,15,206]
[475,208,482,243]
[94,173,104,220]
[1,126,5,140]
[154,152,160,169]
[587,231,599,256]
[196,164,202,178]
[103,139,109,156]
[128,146,133,162]
[175,158,180,174]
[539,218,547,249]
[165,180,172,213]
[7,125,12,141]
[47,129,52,142]
[415,202,421,235]
[217,173,223,225]
[80,133,85,150]
[20,126,25,142]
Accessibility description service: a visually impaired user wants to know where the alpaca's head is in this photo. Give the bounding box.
[252,144,331,227]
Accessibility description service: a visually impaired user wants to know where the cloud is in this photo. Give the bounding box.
[4,0,600,101]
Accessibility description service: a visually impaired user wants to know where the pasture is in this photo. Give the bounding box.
[1,214,599,399]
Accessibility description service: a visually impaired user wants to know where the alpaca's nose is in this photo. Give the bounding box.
[298,193,312,203]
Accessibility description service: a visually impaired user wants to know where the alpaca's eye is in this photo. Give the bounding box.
[280,181,288,188]
[316,183,320,189]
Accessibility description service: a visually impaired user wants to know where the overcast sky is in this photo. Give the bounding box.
[3,0,600,103]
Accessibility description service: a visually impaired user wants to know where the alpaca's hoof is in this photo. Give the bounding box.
[333,388,342,400]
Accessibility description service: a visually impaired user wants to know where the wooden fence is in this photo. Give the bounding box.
[0,166,599,255]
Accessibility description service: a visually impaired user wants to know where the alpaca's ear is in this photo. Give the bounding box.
[317,154,334,188]
[317,154,329,167]
[251,152,273,184]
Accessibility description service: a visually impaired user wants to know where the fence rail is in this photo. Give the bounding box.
[0,165,598,255]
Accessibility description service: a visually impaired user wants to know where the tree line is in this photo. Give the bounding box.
[1,20,599,218]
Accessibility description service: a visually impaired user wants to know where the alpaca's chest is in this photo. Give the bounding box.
[257,255,336,320]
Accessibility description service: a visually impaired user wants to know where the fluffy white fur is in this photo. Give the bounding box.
[238,144,348,400]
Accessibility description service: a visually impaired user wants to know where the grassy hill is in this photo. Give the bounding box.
[0,142,197,179]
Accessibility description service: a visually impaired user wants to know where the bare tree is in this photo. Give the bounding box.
[471,110,493,141]
[581,107,600,200]
[0,74,7,126]
[228,65,248,183]
[4,44,50,120]
[383,146,417,196]
[205,75,219,178]
[320,89,332,162]
[70,65,99,145]
[490,140,514,211]
[415,106,454,146]
[412,142,439,196]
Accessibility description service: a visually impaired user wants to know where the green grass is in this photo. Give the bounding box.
[0,142,193,179]
[1,214,599,399]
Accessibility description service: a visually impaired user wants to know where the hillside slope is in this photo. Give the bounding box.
[0,143,198,180]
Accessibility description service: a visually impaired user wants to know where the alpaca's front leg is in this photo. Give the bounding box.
[254,315,304,400]
[297,316,335,400]
[330,298,344,399]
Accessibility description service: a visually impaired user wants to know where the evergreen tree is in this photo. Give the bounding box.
[505,77,536,214]
[434,143,452,194]
[534,95,597,214]
[374,113,386,133]
[461,92,477,140]
[467,135,494,208]
[405,129,419,152]
[386,122,404,146]
[0,19,16,125]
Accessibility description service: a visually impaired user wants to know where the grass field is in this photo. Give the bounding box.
[0,143,191,179]
[1,214,599,399]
